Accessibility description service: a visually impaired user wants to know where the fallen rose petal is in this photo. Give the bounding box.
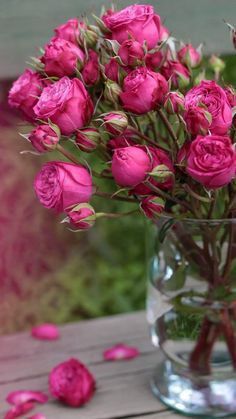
[7,391,48,406]
[103,344,140,361]
[31,324,60,340]
[4,402,35,419]
[28,414,47,419]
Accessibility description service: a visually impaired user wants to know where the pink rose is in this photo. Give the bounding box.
[82,49,100,86]
[112,146,151,187]
[41,37,84,77]
[184,106,212,136]
[54,18,85,44]
[49,358,95,407]
[177,44,201,68]
[161,60,190,88]
[102,4,162,49]
[34,161,93,212]
[159,24,170,42]
[75,128,100,152]
[104,58,120,82]
[103,112,128,135]
[8,69,44,121]
[186,135,236,189]
[164,91,185,114]
[145,51,163,71]
[185,80,232,135]
[66,203,96,230]
[120,67,168,114]
[29,124,59,153]
[140,195,165,219]
[34,77,94,135]
[118,39,145,66]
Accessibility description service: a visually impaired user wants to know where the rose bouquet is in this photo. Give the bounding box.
[8,3,236,417]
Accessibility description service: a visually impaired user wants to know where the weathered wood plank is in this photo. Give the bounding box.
[0,0,234,78]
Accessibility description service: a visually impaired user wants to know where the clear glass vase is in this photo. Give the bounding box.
[147,218,236,417]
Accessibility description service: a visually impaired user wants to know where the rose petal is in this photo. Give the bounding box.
[28,414,47,419]
[4,402,35,419]
[31,324,60,341]
[7,391,48,406]
[103,344,140,361]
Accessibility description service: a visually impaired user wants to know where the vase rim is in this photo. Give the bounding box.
[159,215,236,224]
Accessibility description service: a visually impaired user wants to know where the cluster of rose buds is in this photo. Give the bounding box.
[8,4,236,228]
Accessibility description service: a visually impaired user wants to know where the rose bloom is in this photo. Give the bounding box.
[102,4,162,49]
[161,60,190,88]
[49,358,95,407]
[34,161,93,213]
[177,44,201,68]
[82,49,100,86]
[54,18,85,44]
[112,146,151,187]
[34,77,93,135]
[120,67,168,114]
[185,80,232,135]
[8,69,44,121]
[186,135,236,189]
[29,124,59,153]
[118,39,145,66]
[41,37,84,77]
[104,58,120,82]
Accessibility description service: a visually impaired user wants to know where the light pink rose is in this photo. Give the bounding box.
[41,37,84,77]
[66,203,96,230]
[185,80,232,135]
[82,49,100,86]
[34,161,93,213]
[104,58,120,82]
[145,51,163,71]
[7,391,48,406]
[29,124,59,153]
[177,44,201,68]
[161,60,190,88]
[34,77,93,135]
[118,39,145,66]
[54,18,85,44]
[184,106,211,136]
[140,195,165,219]
[8,69,44,121]
[49,358,95,407]
[120,67,168,114]
[112,146,151,187]
[186,135,236,189]
[31,323,60,340]
[103,344,140,361]
[102,4,162,49]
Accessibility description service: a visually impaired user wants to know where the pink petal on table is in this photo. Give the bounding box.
[7,391,48,406]
[31,323,60,340]
[28,414,47,419]
[103,343,140,361]
[4,402,35,419]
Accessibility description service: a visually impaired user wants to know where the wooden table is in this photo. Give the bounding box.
[0,311,180,418]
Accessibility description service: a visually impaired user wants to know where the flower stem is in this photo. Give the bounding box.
[95,190,137,203]
[56,144,81,165]
[157,109,179,153]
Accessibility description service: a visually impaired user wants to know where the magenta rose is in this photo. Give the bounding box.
[107,130,136,151]
[145,51,163,71]
[140,195,165,219]
[104,58,120,82]
[34,77,94,135]
[164,91,185,114]
[120,67,168,114]
[102,4,162,49]
[184,106,212,136]
[66,203,96,230]
[177,44,201,68]
[103,112,128,135]
[159,24,170,42]
[75,128,100,152]
[118,39,145,66]
[82,49,100,86]
[185,80,232,135]
[54,18,85,44]
[49,358,95,407]
[41,37,84,77]
[186,135,236,189]
[34,161,93,212]
[161,60,190,88]
[29,124,59,153]
[225,86,236,108]
[112,146,151,187]
[8,69,44,121]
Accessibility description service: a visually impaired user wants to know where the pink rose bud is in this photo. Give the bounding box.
[145,51,163,71]
[185,80,232,135]
[164,91,185,114]
[31,323,60,340]
[54,18,86,44]
[104,80,122,104]
[112,146,151,187]
[120,67,168,114]
[184,106,212,136]
[177,44,202,68]
[161,60,190,88]
[4,402,35,419]
[103,344,140,361]
[75,128,100,152]
[41,37,85,77]
[103,112,128,135]
[225,86,236,108]
[66,203,96,230]
[187,134,236,189]
[34,77,94,135]
[34,161,93,213]
[49,358,95,407]
[7,391,48,406]
[118,39,145,66]
[29,124,59,153]
[177,141,191,165]
[80,26,98,48]
[82,49,100,86]
[102,5,162,49]
[8,69,44,121]
[140,195,165,219]
[209,55,225,74]
[104,58,120,83]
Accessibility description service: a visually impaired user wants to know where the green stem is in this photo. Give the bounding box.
[95,190,137,204]
[157,109,179,153]
[56,144,81,165]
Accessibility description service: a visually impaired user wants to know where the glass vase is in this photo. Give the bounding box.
[147,218,236,417]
